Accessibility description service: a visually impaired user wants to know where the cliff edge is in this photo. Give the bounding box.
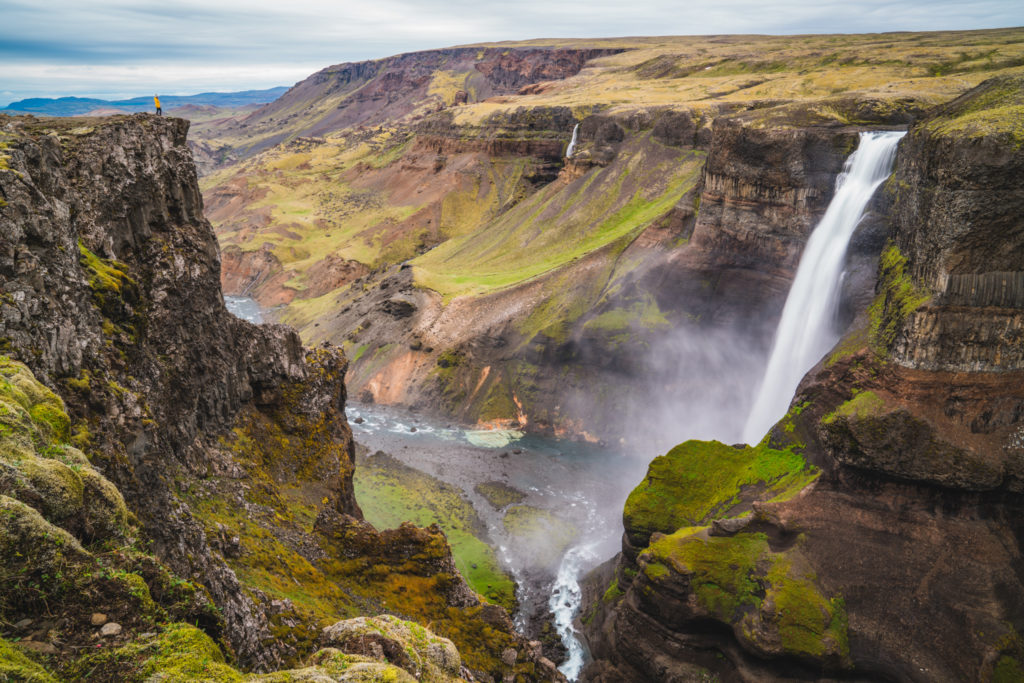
[0,113,561,682]
[581,74,1024,683]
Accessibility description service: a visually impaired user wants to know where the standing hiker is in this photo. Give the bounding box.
[154,94,162,116]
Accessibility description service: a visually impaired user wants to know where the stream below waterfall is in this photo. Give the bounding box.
[346,402,641,680]
[223,128,903,677]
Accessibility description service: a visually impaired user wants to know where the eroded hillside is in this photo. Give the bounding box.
[200,27,1024,443]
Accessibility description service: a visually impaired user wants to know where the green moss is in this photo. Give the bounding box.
[350,343,370,363]
[581,296,671,350]
[138,624,239,681]
[646,528,850,661]
[68,623,241,683]
[473,481,526,509]
[643,562,669,580]
[602,578,624,603]
[65,369,92,393]
[623,438,818,547]
[646,530,849,662]
[993,655,1024,683]
[78,466,130,540]
[766,557,849,659]
[925,75,1024,147]
[0,636,59,683]
[28,402,71,444]
[78,241,134,296]
[476,378,517,423]
[821,390,886,425]
[355,453,516,611]
[0,494,90,614]
[17,456,85,523]
[648,529,768,619]
[868,243,930,351]
[413,141,704,300]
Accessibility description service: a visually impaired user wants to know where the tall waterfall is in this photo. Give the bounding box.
[742,131,904,444]
[566,123,580,158]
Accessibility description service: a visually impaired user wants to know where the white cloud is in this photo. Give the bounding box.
[0,0,1022,104]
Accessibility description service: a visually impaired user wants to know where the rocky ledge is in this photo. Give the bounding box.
[580,75,1024,682]
[0,113,562,682]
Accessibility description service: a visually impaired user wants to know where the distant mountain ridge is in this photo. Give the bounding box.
[0,86,289,116]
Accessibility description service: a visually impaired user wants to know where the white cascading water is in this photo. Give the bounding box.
[743,131,904,444]
[550,542,601,680]
[566,123,580,158]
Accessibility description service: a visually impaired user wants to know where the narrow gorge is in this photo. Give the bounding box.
[1,25,1023,683]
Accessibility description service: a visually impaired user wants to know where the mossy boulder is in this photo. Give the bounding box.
[642,527,850,668]
[320,615,462,682]
[255,648,418,682]
[0,636,60,683]
[78,464,130,540]
[65,623,242,682]
[622,438,817,550]
[0,357,129,542]
[0,493,91,585]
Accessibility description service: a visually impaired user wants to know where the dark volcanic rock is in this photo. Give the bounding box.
[0,113,336,668]
[580,76,1024,683]
[885,75,1024,372]
[0,113,564,681]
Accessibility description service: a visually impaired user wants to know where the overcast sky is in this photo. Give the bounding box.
[1,0,1021,106]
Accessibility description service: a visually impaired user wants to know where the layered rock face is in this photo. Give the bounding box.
[212,46,621,159]
[581,76,1024,682]
[0,114,562,682]
[1,114,308,667]
[886,76,1024,372]
[324,102,912,445]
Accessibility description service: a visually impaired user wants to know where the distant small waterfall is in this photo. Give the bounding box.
[742,131,904,444]
[566,123,579,158]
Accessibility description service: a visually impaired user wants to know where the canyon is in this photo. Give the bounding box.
[0,25,1023,683]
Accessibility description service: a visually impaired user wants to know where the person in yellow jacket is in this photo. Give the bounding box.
[154,95,161,116]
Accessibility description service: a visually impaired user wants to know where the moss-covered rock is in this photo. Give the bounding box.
[622,437,817,550]
[924,73,1024,148]
[254,648,417,682]
[0,636,60,683]
[0,494,91,609]
[320,615,462,682]
[0,357,129,542]
[642,527,850,668]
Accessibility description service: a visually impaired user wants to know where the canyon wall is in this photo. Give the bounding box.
[299,100,917,447]
[0,113,562,682]
[580,74,1024,683]
[200,31,1024,445]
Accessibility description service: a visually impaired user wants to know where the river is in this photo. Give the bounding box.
[346,402,643,680]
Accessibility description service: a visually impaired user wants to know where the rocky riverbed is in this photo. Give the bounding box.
[347,402,643,678]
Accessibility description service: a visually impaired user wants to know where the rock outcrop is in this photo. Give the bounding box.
[581,75,1024,683]
[0,113,562,682]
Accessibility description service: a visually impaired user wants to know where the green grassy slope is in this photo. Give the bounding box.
[414,136,704,300]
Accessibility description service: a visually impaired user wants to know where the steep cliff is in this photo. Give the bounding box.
[279,100,917,446]
[200,28,1024,443]
[580,74,1024,682]
[0,114,562,682]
